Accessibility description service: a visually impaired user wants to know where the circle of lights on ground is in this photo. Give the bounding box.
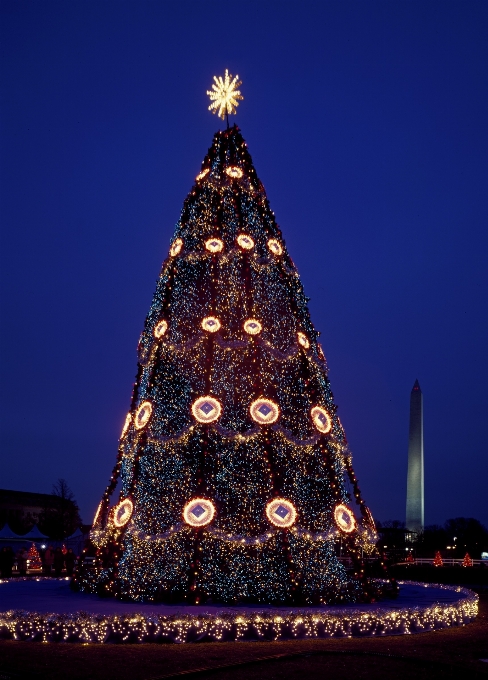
[113,499,133,528]
[249,398,280,425]
[134,401,152,430]
[191,396,222,424]
[334,504,356,533]
[266,498,297,528]
[183,498,216,527]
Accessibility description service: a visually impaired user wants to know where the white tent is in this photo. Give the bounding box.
[21,524,48,540]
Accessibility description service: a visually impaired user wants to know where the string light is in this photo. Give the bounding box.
[334,504,356,533]
[267,239,283,256]
[266,498,297,528]
[310,406,332,434]
[201,316,221,333]
[297,332,310,349]
[154,319,168,339]
[226,166,243,179]
[205,238,224,253]
[191,396,222,423]
[243,319,262,335]
[237,234,254,250]
[169,239,183,257]
[121,413,131,438]
[183,498,216,527]
[113,498,134,528]
[134,401,152,430]
[196,168,209,181]
[249,398,280,425]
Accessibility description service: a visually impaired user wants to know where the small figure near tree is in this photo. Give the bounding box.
[462,552,473,567]
[27,543,42,570]
[433,550,443,567]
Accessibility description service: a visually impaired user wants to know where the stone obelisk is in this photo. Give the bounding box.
[406,379,424,533]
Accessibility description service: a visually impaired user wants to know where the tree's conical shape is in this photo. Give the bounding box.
[74,126,396,605]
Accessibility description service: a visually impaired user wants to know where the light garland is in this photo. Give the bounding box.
[334,504,356,534]
[226,166,244,179]
[297,331,310,349]
[249,398,280,425]
[121,413,131,438]
[201,316,221,333]
[113,498,133,528]
[169,238,183,257]
[310,405,332,434]
[237,234,254,250]
[196,168,209,181]
[191,396,222,424]
[0,580,478,643]
[154,319,168,339]
[205,238,224,253]
[93,501,103,526]
[265,498,297,528]
[243,319,262,335]
[183,498,216,527]
[134,401,152,430]
[267,239,283,256]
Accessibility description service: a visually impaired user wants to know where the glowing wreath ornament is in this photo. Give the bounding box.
[334,504,357,534]
[113,498,133,528]
[250,398,280,425]
[196,168,209,181]
[183,498,216,527]
[297,331,310,349]
[266,498,297,528]
[205,238,224,253]
[311,405,332,434]
[170,238,183,257]
[207,70,243,120]
[154,319,168,339]
[121,413,131,438]
[226,166,243,179]
[244,318,262,335]
[267,239,283,256]
[202,316,221,333]
[192,396,222,424]
[134,401,153,430]
[237,234,254,250]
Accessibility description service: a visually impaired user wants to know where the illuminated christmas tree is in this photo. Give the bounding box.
[27,543,42,570]
[73,74,396,605]
[462,552,473,567]
[433,550,443,567]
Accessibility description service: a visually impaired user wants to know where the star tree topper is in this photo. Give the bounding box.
[207,70,243,121]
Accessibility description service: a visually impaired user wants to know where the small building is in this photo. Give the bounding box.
[0,488,76,534]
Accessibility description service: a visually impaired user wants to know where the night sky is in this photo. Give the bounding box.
[1,1,487,528]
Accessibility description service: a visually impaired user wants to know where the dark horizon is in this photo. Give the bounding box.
[1,1,487,528]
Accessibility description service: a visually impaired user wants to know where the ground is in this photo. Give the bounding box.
[0,593,487,679]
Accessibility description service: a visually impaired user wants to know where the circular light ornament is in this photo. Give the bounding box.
[202,316,221,333]
[205,238,224,253]
[121,413,131,438]
[267,239,283,256]
[170,238,183,257]
[183,498,216,527]
[196,168,209,181]
[113,498,133,528]
[250,398,280,425]
[244,319,262,335]
[334,504,357,534]
[237,234,254,250]
[311,405,332,434]
[154,319,168,339]
[266,498,297,528]
[225,166,243,179]
[134,401,153,430]
[192,396,222,424]
[297,332,310,349]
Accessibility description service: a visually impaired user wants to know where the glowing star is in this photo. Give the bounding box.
[297,332,310,349]
[243,319,262,335]
[192,396,222,424]
[207,70,243,120]
[134,401,153,430]
[250,398,280,425]
[226,166,243,179]
[202,316,221,333]
[237,234,254,250]
[154,319,168,339]
[170,238,183,257]
[266,498,297,528]
[205,238,224,253]
[311,405,332,434]
[334,504,356,534]
[113,498,133,528]
[196,168,209,181]
[267,239,283,256]
[121,413,131,438]
[183,498,216,527]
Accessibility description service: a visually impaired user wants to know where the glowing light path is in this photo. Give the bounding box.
[0,579,477,643]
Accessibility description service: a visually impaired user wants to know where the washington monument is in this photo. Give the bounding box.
[406,379,424,532]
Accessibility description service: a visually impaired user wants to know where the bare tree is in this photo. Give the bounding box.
[38,478,82,539]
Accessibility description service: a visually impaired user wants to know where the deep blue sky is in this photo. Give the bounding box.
[1,1,487,528]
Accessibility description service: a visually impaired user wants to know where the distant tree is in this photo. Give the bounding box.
[415,525,447,557]
[444,518,488,559]
[433,550,443,567]
[38,479,82,539]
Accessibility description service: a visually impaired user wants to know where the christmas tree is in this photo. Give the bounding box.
[433,550,443,567]
[74,73,396,605]
[27,543,42,570]
[462,552,473,567]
